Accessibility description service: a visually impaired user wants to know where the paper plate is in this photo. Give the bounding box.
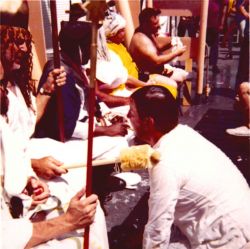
[114,172,141,189]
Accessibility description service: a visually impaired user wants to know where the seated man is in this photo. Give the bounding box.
[128,85,250,249]
[129,8,189,84]
[34,25,129,142]
[226,81,250,136]
[102,12,178,98]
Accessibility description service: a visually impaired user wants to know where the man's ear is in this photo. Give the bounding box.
[143,116,155,130]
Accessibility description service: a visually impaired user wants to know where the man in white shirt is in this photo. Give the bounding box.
[128,85,250,249]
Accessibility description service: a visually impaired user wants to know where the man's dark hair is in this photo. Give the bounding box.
[139,8,161,25]
[131,85,178,133]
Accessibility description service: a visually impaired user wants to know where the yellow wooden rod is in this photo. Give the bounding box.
[62,158,120,170]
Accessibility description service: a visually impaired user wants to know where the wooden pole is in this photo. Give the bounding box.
[83,3,107,248]
[146,0,153,8]
[197,0,209,95]
[116,0,135,47]
[50,0,65,142]
[85,19,98,198]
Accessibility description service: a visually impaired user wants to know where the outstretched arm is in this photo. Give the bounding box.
[126,75,147,89]
[96,85,130,107]
[239,0,250,19]
[24,188,98,249]
[31,157,67,180]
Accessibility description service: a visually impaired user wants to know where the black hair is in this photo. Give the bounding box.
[131,85,178,133]
[139,8,161,25]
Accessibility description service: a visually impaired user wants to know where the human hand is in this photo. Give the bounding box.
[41,66,66,95]
[23,177,50,207]
[106,122,129,136]
[32,156,67,180]
[176,46,186,56]
[65,188,98,229]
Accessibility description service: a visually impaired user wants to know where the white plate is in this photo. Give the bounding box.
[114,172,141,189]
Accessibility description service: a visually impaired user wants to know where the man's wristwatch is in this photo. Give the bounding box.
[39,87,53,96]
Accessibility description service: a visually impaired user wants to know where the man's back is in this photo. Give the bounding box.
[145,124,250,248]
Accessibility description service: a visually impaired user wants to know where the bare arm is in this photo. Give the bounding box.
[36,67,66,122]
[24,189,98,249]
[150,34,172,52]
[220,1,229,30]
[130,33,186,67]
[145,46,186,66]
[94,122,129,137]
[239,0,250,19]
[25,214,75,249]
[31,157,67,180]
[35,94,51,123]
[96,85,130,107]
[126,75,147,89]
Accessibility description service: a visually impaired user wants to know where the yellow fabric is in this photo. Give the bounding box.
[110,83,126,96]
[107,43,177,98]
[149,74,177,98]
[228,0,235,13]
[107,42,139,79]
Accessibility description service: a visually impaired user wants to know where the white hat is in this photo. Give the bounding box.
[103,13,126,38]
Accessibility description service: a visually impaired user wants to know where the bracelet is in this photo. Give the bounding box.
[39,87,53,96]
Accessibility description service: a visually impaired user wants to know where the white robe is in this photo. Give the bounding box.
[2,86,110,249]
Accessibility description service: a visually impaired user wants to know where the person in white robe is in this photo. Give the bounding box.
[128,85,250,249]
[0,25,109,249]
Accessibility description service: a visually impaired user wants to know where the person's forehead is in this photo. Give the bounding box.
[129,99,133,108]
[150,16,159,24]
[129,99,137,111]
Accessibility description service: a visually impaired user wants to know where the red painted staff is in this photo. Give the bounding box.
[84,2,107,248]
[50,0,65,142]
[64,1,107,248]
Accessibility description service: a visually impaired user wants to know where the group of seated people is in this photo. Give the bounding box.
[1,1,250,249]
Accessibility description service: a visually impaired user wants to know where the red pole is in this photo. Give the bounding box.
[83,18,98,249]
[83,2,107,247]
[50,0,65,142]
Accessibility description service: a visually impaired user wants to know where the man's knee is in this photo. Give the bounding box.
[239,82,250,96]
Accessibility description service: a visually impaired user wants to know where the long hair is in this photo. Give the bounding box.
[0,85,9,117]
[0,25,35,109]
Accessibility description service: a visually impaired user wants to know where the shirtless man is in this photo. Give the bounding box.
[129,8,187,83]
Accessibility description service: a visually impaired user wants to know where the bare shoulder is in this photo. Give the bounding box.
[130,32,153,47]
[129,32,156,55]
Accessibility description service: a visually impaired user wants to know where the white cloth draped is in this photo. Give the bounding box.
[1,85,112,249]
